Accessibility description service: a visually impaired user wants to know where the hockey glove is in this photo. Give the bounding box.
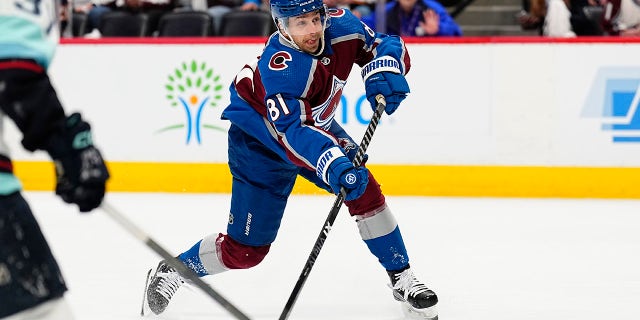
[46,113,109,212]
[317,147,369,201]
[362,56,410,115]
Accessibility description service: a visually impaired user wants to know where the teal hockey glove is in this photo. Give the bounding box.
[46,113,109,212]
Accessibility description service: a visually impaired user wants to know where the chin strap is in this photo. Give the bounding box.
[312,35,326,57]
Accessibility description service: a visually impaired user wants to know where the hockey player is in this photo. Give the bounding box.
[0,1,110,319]
[145,0,438,318]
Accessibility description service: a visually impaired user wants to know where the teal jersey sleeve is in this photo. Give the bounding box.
[0,173,22,195]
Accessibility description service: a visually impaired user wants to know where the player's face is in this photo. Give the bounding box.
[285,11,324,53]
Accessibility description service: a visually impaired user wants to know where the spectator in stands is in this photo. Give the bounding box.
[602,0,640,35]
[361,0,462,37]
[187,0,243,35]
[60,0,70,35]
[72,0,117,35]
[518,0,605,36]
[238,0,267,11]
[323,0,374,19]
[569,0,605,35]
[544,0,576,36]
[517,0,545,34]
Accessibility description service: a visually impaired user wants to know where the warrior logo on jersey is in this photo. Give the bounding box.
[157,60,226,145]
[312,76,346,129]
[269,51,293,71]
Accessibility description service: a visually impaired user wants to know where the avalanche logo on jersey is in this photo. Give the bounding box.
[582,66,640,143]
[313,76,346,129]
[269,51,292,71]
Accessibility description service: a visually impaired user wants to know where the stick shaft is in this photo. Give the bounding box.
[100,201,252,320]
[278,95,387,320]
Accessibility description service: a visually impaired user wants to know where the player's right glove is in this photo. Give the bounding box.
[317,147,369,201]
[46,113,109,212]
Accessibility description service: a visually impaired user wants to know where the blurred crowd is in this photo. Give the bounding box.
[518,0,640,36]
[59,0,640,37]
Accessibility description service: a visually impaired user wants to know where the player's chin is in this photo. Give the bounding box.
[303,40,319,53]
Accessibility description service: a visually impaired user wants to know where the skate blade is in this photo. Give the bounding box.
[140,268,153,316]
[401,302,438,320]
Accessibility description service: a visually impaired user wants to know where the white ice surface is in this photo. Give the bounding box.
[23,192,640,320]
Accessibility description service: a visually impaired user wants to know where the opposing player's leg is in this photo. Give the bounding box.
[0,192,71,319]
[145,125,298,315]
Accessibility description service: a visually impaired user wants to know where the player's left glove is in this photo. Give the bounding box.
[362,56,410,115]
[46,113,109,212]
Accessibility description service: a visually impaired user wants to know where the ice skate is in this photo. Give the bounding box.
[145,260,185,315]
[388,266,438,320]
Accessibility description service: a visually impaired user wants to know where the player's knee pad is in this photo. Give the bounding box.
[354,205,409,270]
[344,171,385,216]
[219,234,270,269]
[354,204,398,241]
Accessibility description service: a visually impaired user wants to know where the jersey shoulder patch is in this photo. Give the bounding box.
[268,51,293,71]
[258,41,314,97]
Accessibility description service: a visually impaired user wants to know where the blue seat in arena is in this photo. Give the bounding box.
[99,11,149,37]
[219,10,275,37]
[72,12,88,36]
[158,11,214,37]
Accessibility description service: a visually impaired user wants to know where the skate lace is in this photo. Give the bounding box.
[155,270,184,301]
[392,269,429,299]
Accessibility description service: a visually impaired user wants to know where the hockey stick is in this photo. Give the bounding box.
[278,94,387,320]
[100,201,252,320]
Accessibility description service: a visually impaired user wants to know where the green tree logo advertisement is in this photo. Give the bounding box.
[157,60,226,144]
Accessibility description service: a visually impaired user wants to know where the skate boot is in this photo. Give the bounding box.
[388,266,438,320]
[146,260,185,315]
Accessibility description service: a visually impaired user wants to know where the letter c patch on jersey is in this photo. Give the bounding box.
[328,8,346,18]
[269,51,292,71]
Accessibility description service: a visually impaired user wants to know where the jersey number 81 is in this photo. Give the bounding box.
[266,94,291,121]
